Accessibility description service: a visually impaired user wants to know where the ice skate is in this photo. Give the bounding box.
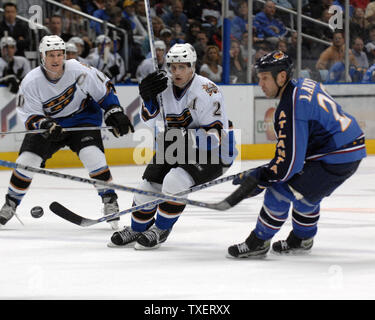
[272,231,313,254]
[134,225,171,250]
[227,231,270,258]
[102,193,120,230]
[108,218,155,248]
[0,195,18,226]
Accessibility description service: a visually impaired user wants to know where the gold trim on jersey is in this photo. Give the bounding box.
[166,108,192,128]
[43,82,77,116]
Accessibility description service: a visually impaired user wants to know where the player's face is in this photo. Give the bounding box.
[1,45,16,59]
[257,71,279,98]
[44,50,65,77]
[169,63,194,88]
[66,51,78,60]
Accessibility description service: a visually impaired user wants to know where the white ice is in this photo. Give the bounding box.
[0,156,374,300]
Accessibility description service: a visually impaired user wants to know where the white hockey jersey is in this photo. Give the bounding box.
[86,48,126,83]
[140,74,237,164]
[0,56,31,79]
[17,59,115,129]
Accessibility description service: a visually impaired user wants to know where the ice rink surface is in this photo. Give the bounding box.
[0,156,374,300]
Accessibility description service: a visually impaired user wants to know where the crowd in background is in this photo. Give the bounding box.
[2,0,375,85]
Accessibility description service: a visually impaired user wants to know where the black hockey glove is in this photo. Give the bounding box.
[104,105,135,138]
[39,118,64,142]
[108,65,120,79]
[233,167,265,198]
[139,70,168,102]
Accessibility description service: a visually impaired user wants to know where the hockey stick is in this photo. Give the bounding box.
[144,0,167,130]
[0,159,257,210]
[49,171,249,227]
[0,126,114,135]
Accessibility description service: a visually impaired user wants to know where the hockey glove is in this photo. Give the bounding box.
[139,70,168,102]
[233,167,265,197]
[39,118,64,142]
[108,65,120,79]
[104,105,135,137]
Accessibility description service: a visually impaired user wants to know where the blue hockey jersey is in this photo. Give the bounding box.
[257,78,366,186]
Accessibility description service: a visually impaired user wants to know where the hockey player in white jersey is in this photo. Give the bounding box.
[0,36,31,93]
[0,35,134,229]
[135,40,167,82]
[109,43,237,249]
[86,35,126,83]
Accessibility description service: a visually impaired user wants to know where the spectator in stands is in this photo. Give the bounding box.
[161,0,188,33]
[58,0,84,36]
[201,9,220,40]
[0,35,30,94]
[365,1,375,26]
[91,0,119,35]
[199,45,222,83]
[65,42,79,60]
[184,20,202,45]
[277,39,288,53]
[135,0,148,32]
[184,0,205,25]
[47,14,73,43]
[361,60,375,82]
[107,6,133,54]
[254,0,287,46]
[351,36,369,70]
[351,0,370,10]
[193,31,209,70]
[316,30,358,70]
[160,27,184,51]
[159,28,173,50]
[231,1,249,41]
[153,0,173,17]
[141,16,164,56]
[0,2,30,57]
[350,7,368,41]
[365,25,375,63]
[122,0,148,46]
[333,0,355,17]
[309,8,334,42]
[308,0,333,20]
[136,40,167,82]
[229,38,247,83]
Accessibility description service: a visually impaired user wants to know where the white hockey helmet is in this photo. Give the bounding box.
[68,36,84,46]
[166,43,197,67]
[95,35,111,47]
[0,36,16,49]
[66,42,78,53]
[39,35,66,65]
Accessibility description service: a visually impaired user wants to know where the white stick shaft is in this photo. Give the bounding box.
[0,126,113,135]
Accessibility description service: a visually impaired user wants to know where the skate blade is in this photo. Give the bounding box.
[107,241,136,248]
[225,252,268,259]
[271,248,312,255]
[134,242,161,250]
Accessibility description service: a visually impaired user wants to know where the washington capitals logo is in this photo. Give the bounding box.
[202,83,218,96]
[43,83,77,116]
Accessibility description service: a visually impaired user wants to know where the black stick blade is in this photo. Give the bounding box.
[223,176,259,208]
[50,202,85,226]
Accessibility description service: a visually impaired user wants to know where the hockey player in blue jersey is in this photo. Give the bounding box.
[228,50,366,258]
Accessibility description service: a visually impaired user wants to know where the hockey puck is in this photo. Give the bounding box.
[30,206,44,218]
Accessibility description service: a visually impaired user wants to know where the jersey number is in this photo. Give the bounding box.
[213,102,221,116]
[317,93,351,132]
